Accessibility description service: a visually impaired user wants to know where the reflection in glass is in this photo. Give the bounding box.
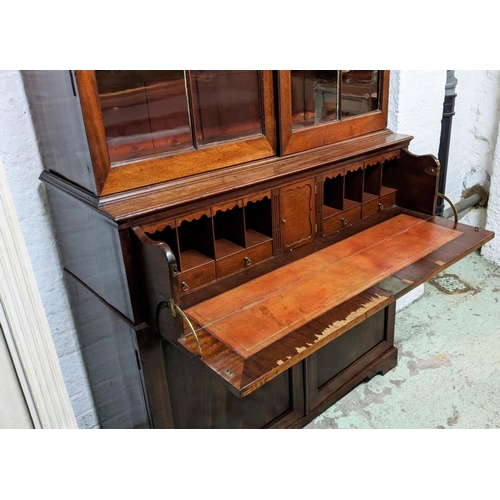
[96,70,193,162]
[190,70,263,145]
[340,70,380,117]
[291,71,339,129]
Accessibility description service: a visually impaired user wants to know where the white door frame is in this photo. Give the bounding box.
[0,158,77,429]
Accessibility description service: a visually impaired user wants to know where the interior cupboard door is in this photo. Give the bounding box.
[277,70,389,155]
[279,179,316,250]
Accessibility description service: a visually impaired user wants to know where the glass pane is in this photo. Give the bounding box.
[190,70,262,145]
[95,70,193,162]
[291,70,339,130]
[340,70,380,117]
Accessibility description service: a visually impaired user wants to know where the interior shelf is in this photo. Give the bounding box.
[380,185,397,196]
[323,205,343,218]
[244,197,273,244]
[180,249,214,270]
[343,198,361,210]
[362,192,379,203]
[215,238,245,259]
[176,213,215,274]
[245,229,272,248]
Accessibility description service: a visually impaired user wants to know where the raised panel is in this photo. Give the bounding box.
[280,179,316,250]
[316,308,386,387]
[305,305,396,413]
[163,342,304,428]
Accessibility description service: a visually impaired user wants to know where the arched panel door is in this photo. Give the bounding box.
[279,179,316,250]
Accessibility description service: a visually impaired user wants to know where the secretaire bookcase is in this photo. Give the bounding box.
[25,70,493,428]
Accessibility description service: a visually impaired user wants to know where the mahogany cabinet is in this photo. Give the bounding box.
[26,70,494,429]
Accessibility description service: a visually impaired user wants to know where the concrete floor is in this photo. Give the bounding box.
[306,251,500,429]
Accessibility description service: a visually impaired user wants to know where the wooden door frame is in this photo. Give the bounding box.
[277,70,390,155]
[75,70,277,196]
[0,159,77,429]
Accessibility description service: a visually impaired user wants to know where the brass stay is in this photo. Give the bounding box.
[169,298,203,358]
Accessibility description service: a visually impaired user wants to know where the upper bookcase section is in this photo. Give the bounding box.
[28,70,389,197]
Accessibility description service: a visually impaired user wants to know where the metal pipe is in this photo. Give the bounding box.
[436,71,458,217]
[443,193,482,219]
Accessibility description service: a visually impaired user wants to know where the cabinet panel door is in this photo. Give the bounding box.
[278,70,389,155]
[164,342,304,429]
[279,179,316,250]
[305,305,395,413]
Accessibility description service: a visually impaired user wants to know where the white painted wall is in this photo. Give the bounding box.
[389,70,447,309]
[482,117,500,264]
[389,70,447,157]
[446,71,500,203]
[437,70,500,264]
[445,71,500,232]
[0,70,98,428]
[1,69,498,426]
[389,70,500,266]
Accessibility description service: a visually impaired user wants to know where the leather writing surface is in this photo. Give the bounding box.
[185,215,462,358]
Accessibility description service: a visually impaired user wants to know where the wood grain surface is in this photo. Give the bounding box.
[185,214,461,358]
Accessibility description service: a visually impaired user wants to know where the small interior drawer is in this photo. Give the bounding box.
[179,261,216,294]
[217,241,273,279]
[362,190,396,218]
[323,206,361,235]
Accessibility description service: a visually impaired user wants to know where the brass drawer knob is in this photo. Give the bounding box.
[378,203,384,211]
[181,281,189,292]
[244,256,252,266]
[282,219,287,224]
[341,218,347,226]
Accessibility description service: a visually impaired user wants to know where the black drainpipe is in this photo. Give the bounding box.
[436,70,458,216]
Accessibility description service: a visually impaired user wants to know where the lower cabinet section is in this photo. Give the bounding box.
[64,266,397,429]
[159,304,397,429]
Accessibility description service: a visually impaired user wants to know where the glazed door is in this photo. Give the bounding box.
[277,70,389,154]
[75,70,276,195]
